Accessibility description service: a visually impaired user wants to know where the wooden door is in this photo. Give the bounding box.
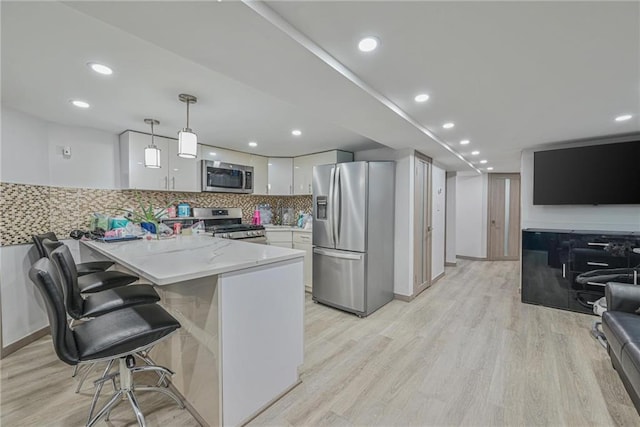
[488,173,521,260]
[413,157,432,295]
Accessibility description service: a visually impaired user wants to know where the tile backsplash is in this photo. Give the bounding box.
[0,182,312,246]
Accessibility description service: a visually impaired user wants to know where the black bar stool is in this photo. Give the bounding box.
[42,239,138,293]
[29,258,183,427]
[33,232,114,276]
[47,243,162,390]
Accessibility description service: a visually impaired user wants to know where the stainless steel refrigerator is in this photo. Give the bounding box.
[312,161,395,317]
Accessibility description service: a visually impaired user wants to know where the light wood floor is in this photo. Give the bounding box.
[2,260,639,426]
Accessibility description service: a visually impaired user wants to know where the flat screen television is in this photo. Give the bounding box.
[533,140,640,205]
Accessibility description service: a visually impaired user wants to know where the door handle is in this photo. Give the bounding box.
[314,247,361,260]
[491,220,496,225]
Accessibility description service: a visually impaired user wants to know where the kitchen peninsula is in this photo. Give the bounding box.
[80,235,305,426]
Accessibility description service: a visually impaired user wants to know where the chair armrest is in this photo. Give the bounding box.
[606,282,640,313]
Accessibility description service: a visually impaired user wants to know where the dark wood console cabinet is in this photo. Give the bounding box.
[522,229,639,314]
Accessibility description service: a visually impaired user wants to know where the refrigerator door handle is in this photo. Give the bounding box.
[328,166,336,247]
[335,166,342,245]
[314,247,362,260]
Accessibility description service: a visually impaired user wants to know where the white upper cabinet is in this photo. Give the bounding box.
[268,157,293,195]
[200,144,250,166]
[166,137,200,191]
[293,150,353,195]
[120,131,199,192]
[249,154,269,195]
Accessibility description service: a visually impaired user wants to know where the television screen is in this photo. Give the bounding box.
[533,140,640,205]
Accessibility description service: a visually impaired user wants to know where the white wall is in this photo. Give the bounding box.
[1,107,49,185]
[1,107,119,349]
[521,148,640,231]
[1,107,119,188]
[431,164,446,280]
[445,172,457,264]
[0,240,81,347]
[456,173,488,258]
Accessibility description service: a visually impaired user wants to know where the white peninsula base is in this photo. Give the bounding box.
[81,236,304,426]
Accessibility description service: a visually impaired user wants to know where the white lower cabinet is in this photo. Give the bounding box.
[265,230,292,247]
[292,231,313,292]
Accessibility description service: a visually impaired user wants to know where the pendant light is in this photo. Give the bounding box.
[144,118,161,168]
[178,93,198,158]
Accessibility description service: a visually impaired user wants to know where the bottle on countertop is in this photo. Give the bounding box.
[177,202,191,218]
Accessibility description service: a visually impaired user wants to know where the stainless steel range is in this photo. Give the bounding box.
[195,208,266,243]
[163,207,266,243]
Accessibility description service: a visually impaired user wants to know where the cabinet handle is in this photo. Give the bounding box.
[172,177,175,189]
[309,184,312,194]
[290,185,293,195]
[587,242,608,247]
[562,263,566,278]
[164,176,168,189]
[266,185,269,195]
[587,261,609,267]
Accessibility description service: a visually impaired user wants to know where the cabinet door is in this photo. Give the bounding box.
[200,145,250,166]
[167,137,200,192]
[521,230,571,310]
[271,242,293,249]
[293,155,313,195]
[121,131,169,190]
[293,242,313,291]
[268,158,293,195]
[250,154,269,195]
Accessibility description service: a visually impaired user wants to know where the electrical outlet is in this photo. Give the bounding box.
[62,146,71,159]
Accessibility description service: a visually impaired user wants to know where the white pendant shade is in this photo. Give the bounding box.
[178,129,198,158]
[144,145,161,168]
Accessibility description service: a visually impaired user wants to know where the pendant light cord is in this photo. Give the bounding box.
[150,121,156,146]
[186,100,190,129]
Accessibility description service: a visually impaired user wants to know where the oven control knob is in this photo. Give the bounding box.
[248,231,255,236]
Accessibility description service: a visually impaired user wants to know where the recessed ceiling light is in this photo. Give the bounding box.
[291,129,302,136]
[70,100,90,108]
[615,114,632,122]
[442,122,454,129]
[471,150,480,155]
[414,94,429,103]
[480,160,488,164]
[87,62,113,75]
[460,139,470,145]
[209,152,217,156]
[358,37,379,52]
[487,167,494,171]
[248,141,258,147]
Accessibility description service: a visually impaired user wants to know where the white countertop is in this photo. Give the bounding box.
[82,234,304,286]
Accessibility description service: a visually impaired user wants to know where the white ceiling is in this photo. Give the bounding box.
[2,1,639,172]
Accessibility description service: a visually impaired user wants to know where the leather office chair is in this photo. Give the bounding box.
[29,258,183,427]
[42,239,138,293]
[33,232,114,276]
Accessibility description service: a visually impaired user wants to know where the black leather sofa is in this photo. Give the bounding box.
[602,282,640,413]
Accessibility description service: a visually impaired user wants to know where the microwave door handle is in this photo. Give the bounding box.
[328,166,336,247]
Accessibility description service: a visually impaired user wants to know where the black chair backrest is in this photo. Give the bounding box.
[41,238,64,258]
[32,232,59,259]
[28,258,79,365]
[48,244,84,320]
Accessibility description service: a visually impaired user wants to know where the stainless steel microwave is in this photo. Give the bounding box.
[202,160,254,193]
